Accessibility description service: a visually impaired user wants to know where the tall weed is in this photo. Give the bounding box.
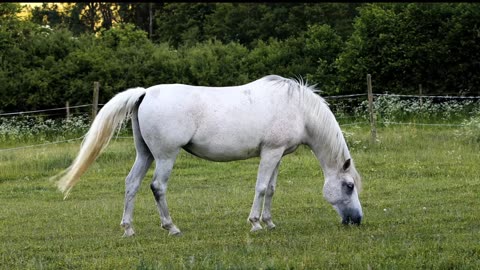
[353,95,480,123]
[0,115,91,143]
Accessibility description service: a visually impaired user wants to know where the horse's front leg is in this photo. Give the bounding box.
[261,161,280,230]
[150,152,181,236]
[120,155,153,237]
[248,148,284,232]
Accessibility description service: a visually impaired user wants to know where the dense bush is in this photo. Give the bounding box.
[336,3,480,95]
[1,3,480,112]
[183,39,249,86]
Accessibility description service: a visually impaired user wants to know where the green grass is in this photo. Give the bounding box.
[0,125,479,269]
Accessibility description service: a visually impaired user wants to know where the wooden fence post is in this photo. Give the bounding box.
[419,84,423,107]
[66,101,70,121]
[92,81,99,120]
[367,74,377,143]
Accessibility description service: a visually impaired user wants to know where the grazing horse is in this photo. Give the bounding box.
[56,75,363,236]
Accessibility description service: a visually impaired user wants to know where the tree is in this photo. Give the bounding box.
[30,3,70,28]
[28,3,120,35]
[117,3,163,38]
[304,24,343,94]
[154,3,215,47]
[154,3,361,48]
[0,3,22,22]
[336,3,480,95]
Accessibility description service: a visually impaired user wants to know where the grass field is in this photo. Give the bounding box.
[0,125,479,269]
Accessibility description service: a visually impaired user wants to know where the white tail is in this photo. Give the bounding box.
[56,87,146,198]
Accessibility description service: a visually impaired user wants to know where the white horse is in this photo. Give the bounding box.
[56,75,363,236]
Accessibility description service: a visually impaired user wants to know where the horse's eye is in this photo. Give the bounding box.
[343,182,354,195]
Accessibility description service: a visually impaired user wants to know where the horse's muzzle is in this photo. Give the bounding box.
[341,211,362,225]
[335,205,363,225]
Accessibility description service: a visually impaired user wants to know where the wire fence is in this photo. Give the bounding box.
[2,93,478,117]
[0,135,135,152]
[0,104,94,117]
[373,93,480,99]
[1,92,479,152]
[0,136,86,152]
[0,105,106,119]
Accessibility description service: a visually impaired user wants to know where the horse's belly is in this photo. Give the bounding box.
[182,141,261,162]
[182,144,260,162]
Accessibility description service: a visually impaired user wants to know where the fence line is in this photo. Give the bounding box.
[0,104,92,116]
[0,104,105,117]
[0,86,476,152]
[1,92,480,117]
[339,122,369,127]
[378,121,465,127]
[336,115,359,120]
[0,136,85,152]
[338,121,466,127]
[322,93,367,99]
[373,93,480,99]
[0,135,134,152]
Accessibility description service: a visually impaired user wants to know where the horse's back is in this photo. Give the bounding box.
[137,78,306,161]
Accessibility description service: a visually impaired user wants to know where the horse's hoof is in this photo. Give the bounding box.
[122,228,135,237]
[169,230,182,237]
[262,219,276,230]
[122,232,135,237]
[266,223,276,230]
[167,225,182,236]
[250,224,263,232]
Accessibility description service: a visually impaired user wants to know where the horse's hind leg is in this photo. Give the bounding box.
[261,161,280,230]
[121,154,153,237]
[150,150,181,236]
[120,109,154,237]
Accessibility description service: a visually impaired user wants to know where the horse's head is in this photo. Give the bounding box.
[323,158,363,225]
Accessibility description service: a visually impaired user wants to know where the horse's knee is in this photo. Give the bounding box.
[150,182,166,201]
[255,184,268,197]
[266,184,276,196]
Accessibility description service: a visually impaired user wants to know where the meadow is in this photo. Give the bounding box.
[1,119,479,269]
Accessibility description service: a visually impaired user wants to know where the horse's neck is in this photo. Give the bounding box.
[305,105,350,173]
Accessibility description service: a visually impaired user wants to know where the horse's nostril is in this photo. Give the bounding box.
[340,210,362,226]
[342,217,352,225]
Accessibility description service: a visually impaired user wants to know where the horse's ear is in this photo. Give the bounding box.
[342,159,351,172]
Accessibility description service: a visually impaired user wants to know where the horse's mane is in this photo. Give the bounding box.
[263,75,362,190]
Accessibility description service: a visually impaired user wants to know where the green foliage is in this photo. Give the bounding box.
[155,3,215,47]
[60,34,114,104]
[0,3,22,22]
[304,24,343,94]
[2,3,480,112]
[30,3,70,28]
[243,36,315,80]
[99,23,149,48]
[183,39,249,86]
[156,3,360,48]
[336,3,480,95]
[0,20,79,111]
[144,43,185,85]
